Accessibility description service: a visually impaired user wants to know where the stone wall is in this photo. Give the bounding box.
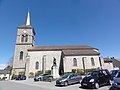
[28,51,62,75]
[64,55,100,72]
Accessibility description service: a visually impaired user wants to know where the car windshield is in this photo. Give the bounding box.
[18,75,24,78]
[88,71,99,76]
[111,70,119,75]
[61,74,69,79]
[86,72,92,75]
[116,72,120,78]
[18,75,21,78]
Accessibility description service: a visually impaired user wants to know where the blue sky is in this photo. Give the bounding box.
[0,0,120,64]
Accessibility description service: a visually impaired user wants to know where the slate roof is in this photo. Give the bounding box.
[111,58,120,68]
[0,70,10,74]
[28,45,100,55]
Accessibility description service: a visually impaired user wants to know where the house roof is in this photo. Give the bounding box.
[28,45,100,55]
[0,70,10,74]
[103,58,113,63]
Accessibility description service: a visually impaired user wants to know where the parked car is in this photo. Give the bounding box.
[16,75,26,80]
[81,69,111,89]
[56,73,82,86]
[34,73,53,81]
[111,71,120,89]
[110,70,120,80]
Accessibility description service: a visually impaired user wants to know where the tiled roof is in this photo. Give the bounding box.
[28,45,100,55]
[28,45,96,50]
[62,50,100,56]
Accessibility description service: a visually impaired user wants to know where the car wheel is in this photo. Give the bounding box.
[107,80,111,85]
[95,83,99,89]
[39,78,41,81]
[64,81,68,86]
[49,77,53,82]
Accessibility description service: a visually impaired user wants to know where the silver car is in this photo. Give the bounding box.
[56,73,82,86]
[34,73,53,81]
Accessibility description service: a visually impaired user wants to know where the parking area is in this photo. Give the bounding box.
[10,78,112,90]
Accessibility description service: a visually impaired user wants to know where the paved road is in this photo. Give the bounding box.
[0,81,50,90]
[0,79,111,90]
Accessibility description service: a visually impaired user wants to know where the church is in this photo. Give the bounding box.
[12,12,101,77]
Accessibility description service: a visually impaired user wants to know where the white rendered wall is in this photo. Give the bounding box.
[28,51,62,74]
[0,74,10,80]
[64,55,100,72]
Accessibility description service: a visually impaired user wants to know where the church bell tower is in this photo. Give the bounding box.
[13,11,35,75]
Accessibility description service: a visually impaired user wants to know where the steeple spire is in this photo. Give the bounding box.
[25,11,31,26]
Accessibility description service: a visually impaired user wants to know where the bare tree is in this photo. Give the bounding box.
[7,56,14,67]
[4,56,14,75]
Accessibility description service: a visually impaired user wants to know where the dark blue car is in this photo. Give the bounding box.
[111,71,120,89]
[16,75,26,80]
[110,70,120,80]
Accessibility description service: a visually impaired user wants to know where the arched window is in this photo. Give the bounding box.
[21,35,24,42]
[73,58,77,66]
[20,51,23,60]
[35,61,39,70]
[21,34,28,42]
[91,57,95,66]
[25,34,28,42]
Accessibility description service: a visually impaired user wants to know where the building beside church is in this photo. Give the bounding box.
[0,69,10,80]
[12,12,101,77]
